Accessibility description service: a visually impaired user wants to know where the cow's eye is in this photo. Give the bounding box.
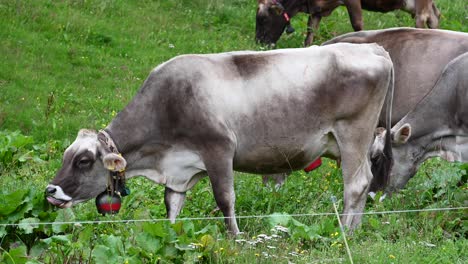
[77,157,93,168]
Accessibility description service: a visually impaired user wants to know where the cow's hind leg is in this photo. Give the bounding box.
[341,156,372,229]
[202,149,239,235]
[334,127,374,229]
[165,187,186,222]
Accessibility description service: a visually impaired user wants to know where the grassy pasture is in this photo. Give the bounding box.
[0,0,467,263]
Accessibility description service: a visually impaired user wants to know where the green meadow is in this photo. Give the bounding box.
[1,0,467,263]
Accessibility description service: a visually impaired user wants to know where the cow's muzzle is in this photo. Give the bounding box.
[45,184,73,208]
[46,196,72,208]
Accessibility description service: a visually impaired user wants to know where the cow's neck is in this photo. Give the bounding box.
[393,75,467,164]
[105,90,161,156]
[394,79,457,142]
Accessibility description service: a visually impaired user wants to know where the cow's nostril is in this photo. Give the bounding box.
[46,186,57,195]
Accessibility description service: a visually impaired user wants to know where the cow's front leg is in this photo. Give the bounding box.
[304,15,321,47]
[164,187,186,223]
[344,0,363,31]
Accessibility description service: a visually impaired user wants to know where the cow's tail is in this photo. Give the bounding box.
[369,62,394,192]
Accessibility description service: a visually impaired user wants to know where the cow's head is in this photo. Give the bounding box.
[370,124,414,193]
[256,0,289,45]
[45,129,127,208]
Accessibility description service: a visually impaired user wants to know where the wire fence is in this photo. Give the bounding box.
[1,206,466,227]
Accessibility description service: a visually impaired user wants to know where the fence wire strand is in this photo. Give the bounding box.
[1,206,466,227]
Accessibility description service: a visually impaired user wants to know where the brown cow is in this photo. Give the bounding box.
[256,0,440,46]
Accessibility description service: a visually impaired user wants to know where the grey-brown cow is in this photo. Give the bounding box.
[329,28,468,192]
[371,52,468,192]
[265,28,468,190]
[46,43,394,234]
[256,0,440,46]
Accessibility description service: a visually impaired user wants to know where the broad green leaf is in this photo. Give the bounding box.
[18,217,40,234]
[103,235,125,255]
[78,225,94,242]
[52,208,75,233]
[126,255,143,264]
[25,260,43,264]
[142,222,166,238]
[135,232,162,253]
[29,241,48,258]
[0,189,28,216]
[42,234,72,245]
[194,224,218,235]
[5,245,28,264]
[92,245,115,264]
[267,212,292,227]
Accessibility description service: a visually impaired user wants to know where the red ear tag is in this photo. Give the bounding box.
[283,13,290,22]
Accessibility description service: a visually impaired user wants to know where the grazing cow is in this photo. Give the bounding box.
[371,52,468,192]
[264,28,468,189]
[326,28,468,192]
[256,0,440,46]
[45,43,394,233]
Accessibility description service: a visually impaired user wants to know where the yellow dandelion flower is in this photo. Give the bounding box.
[389,254,396,259]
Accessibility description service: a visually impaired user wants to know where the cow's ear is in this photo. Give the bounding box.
[393,124,411,144]
[102,153,127,172]
[270,2,284,15]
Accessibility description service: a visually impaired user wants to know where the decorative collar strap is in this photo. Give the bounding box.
[98,130,129,197]
[98,130,120,155]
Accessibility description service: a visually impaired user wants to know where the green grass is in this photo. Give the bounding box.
[1,0,467,263]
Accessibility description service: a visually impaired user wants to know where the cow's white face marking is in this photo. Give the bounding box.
[46,184,72,201]
[370,129,386,158]
[64,129,98,158]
